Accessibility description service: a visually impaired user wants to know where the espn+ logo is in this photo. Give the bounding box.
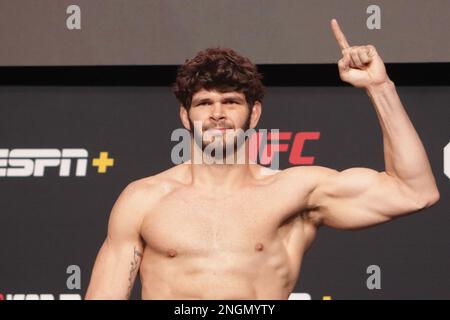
[0,148,114,177]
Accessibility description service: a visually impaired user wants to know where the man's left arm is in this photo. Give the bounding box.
[303,19,440,230]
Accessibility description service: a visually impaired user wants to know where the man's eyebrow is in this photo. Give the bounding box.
[192,97,211,104]
[223,95,245,102]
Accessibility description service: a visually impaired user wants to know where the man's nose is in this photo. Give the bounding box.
[210,102,226,121]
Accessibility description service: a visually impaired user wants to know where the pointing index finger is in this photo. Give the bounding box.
[331,18,350,50]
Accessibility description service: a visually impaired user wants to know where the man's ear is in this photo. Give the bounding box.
[249,101,262,129]
[179,105,191,130]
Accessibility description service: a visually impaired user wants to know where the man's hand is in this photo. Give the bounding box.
[331,18,390,88]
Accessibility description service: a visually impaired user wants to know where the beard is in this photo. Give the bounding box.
[188,111,252,157]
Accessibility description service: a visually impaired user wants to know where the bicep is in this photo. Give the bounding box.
[307,167,426,230]
[85,183,145,300]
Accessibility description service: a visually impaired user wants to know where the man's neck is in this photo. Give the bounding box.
[189,162,255,192]
[189,139,258,190]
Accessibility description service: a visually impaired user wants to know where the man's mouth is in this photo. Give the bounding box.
[207,127,233,132]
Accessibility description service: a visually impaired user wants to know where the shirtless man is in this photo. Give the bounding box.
[85,19,440,299]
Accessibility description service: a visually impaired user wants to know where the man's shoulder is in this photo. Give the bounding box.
[106,166,187,230]
[122,164,189,204]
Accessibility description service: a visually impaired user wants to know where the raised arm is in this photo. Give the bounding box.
[301,20,440,230]
[305,166,439,230]
[85,181,147,299]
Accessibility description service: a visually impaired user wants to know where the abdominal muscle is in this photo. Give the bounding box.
[139,237,302,300]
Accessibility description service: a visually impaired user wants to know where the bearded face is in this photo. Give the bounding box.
[186,89,253,158]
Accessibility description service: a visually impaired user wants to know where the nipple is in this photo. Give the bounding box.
[167,249,178,257]
[255,242,264,252]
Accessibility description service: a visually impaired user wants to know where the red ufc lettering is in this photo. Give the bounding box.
[249,130,320,165]
[289,132,320,165]
[259,131,291,165]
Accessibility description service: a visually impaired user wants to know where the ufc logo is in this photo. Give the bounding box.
[249,131,320,165]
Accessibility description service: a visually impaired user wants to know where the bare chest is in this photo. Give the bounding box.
[140,185,309,258]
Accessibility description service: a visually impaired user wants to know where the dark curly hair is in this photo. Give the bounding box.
[172,47,266,110]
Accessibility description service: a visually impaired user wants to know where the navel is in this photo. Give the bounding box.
[255,242,264,252]
[167,249,178,258]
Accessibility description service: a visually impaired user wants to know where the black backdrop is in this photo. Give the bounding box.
[0,64,449,299]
